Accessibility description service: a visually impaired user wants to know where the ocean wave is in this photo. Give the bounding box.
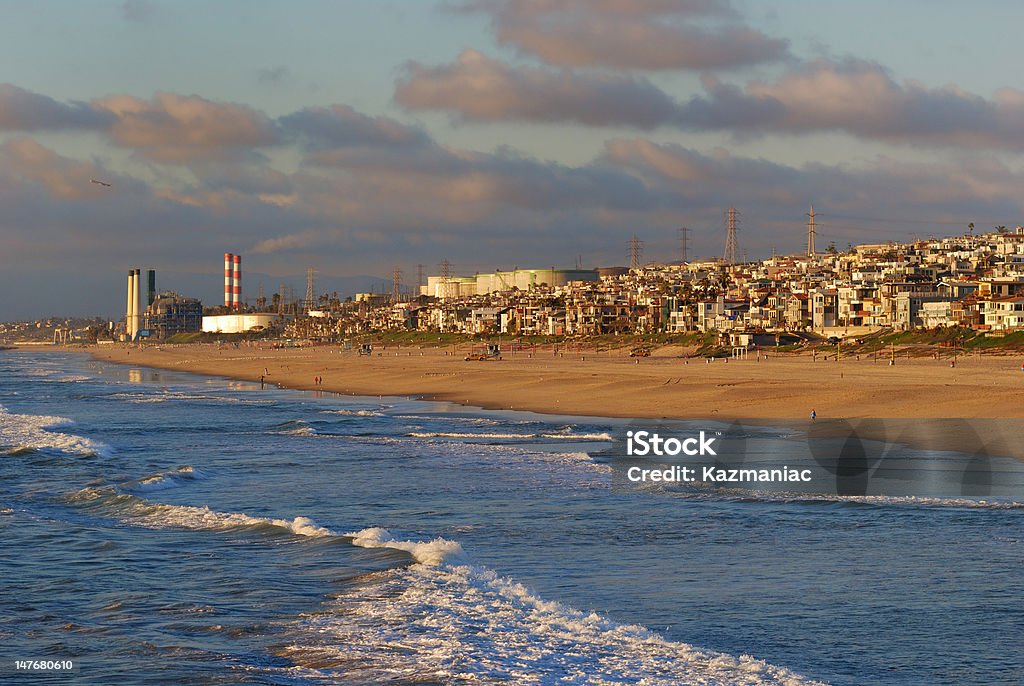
[129,466,208,492]
[68,487,333,537]
[323,408,387,418]
[664,486,1024,510]
[109,391,267,405]
[347,526,468,566]
[407,430,613,441]
[408,431,541,440]
[0,404,111,457]
[285,527,824,685]
[270,420,318,436]
[55,374,92,383]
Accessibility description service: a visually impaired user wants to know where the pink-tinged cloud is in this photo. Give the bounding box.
[457,0,788,70]
[396,49,679,128]
[93,92,278,162]
[0,138,117,200]
[678,59,1024,149]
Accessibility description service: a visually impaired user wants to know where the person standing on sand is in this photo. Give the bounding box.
[811,409,816,421]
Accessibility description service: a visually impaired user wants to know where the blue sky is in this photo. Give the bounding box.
[3,0,1024,318]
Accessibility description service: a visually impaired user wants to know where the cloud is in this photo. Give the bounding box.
[456,0,789,70]
[0,138,118,200]
[250,233,315,254]
[0,83,112,131]
[396,53,1024,150]
[257,65,290,84]
[93,92,279,162]
[676,59,1024,148]
[280,104,429,149]
[396,49,680,128]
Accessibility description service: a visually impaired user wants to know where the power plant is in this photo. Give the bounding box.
[224,252,242,309]
[124,268,147,340]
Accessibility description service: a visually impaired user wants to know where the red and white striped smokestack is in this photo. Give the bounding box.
[232,254,242,309]
[224,253,233,308]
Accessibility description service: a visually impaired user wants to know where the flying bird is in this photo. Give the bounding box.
[90,179,112,187]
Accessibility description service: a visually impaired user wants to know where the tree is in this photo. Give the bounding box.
[826,242,838,255]
[996,225,1007,234]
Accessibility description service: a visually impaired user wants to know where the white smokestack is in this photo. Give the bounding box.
[132,268,142,340]
[126,270,135,339]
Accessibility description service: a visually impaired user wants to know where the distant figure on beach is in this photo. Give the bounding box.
[810,409,817,421]
[260,375,265,389]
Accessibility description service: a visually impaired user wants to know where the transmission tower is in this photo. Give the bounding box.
[304,268,316,312]
[724,207,739,264]
[256,282,266,309]
[392,266,403,303]
[629,235,644,269]
[417,263,424,291]
[806,204,817,258]
[278,282,286,315]
[678,227,689,263]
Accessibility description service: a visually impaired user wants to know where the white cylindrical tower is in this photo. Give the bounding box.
[224,253,233,308]
[232,254,242,309]
[132,268,143,339]
[126,270,135,340]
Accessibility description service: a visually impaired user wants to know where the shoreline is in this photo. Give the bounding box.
[54,342,1024,460]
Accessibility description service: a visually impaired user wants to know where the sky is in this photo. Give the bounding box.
[4,0,1024,319]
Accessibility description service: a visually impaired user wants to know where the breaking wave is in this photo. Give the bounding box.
[0,404,110,457]
[128,465,208,492]
[284,527,824,685]
[67,487,333,537]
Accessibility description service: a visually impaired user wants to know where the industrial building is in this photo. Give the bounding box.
[422,268,599,299]
[144,292,203,338]
[201,313,283,334]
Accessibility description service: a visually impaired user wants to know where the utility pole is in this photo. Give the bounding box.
[678,226,689,263]
[630,235,644,269]
[807,204,816,258]
[724,207,739,264]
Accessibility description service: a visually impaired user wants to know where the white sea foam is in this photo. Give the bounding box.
[323,408,386,417]
[286,527,824,685]
[55,374,92,383]
[0,404,111,457]
[347,526,469,566]
[69,487,334,537]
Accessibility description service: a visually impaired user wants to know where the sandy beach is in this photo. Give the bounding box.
[88,342,1024,420]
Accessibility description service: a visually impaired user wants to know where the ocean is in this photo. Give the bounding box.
[1,350,1021,685]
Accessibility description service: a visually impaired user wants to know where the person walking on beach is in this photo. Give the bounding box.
[810,409,816,422]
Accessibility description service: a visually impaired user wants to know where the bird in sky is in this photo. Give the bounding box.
[90,179,112,187]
